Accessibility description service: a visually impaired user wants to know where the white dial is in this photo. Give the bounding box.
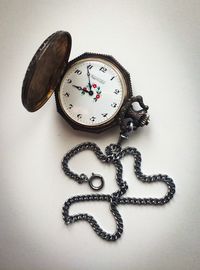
[59,57,127,127]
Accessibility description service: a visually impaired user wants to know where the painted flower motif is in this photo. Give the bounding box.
[93,84,102,102]
[96,88,101,95]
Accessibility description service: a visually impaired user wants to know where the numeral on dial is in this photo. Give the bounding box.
[77,114,82,119]
[101,113,108,117]
[68,104,73,109]
[87,64,93,69]
[111,102,117,108]
[67,79,72,83]
[99,67,107,73]
[74,69,82,75]
[90,116,96,122]
[64,92,69,97]
[110,76,115,81]
[114,89,120,95]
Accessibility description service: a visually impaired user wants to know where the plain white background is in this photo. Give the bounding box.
[0,1,200,269]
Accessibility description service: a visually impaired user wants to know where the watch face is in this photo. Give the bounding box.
[58,57,127,128]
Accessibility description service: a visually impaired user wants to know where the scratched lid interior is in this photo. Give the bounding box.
[21,31,72,112]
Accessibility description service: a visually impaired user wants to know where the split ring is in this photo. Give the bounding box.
[89,173,104,191]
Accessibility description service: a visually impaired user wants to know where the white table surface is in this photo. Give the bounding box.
[0,1,200,269]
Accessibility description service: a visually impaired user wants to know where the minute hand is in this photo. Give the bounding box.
[87,66,93,92]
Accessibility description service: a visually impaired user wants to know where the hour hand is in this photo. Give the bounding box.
[72,85,83,91]
[72,84,93,96]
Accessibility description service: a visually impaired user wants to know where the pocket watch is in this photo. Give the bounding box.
[22,31,144,133]
[56,52,131,133]
[22,31,175,242]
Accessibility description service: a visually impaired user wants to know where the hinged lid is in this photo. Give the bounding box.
[22,31,72,112]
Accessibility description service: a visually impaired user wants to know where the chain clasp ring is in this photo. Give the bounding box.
[89,173,104,191]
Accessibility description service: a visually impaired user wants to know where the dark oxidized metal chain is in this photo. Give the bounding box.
[62,96,176,241]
